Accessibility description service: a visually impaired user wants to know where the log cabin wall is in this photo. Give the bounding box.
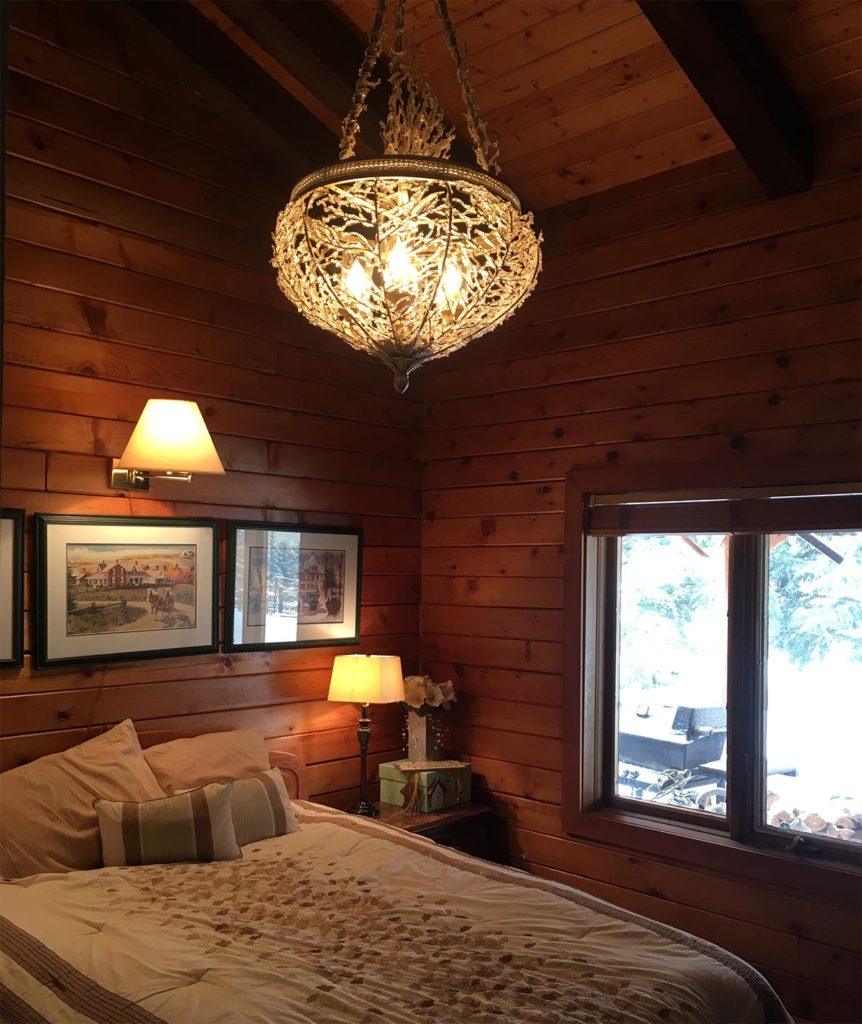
[421,124,862,1023]
[0,1,421,806]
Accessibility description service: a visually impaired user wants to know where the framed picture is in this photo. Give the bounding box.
[1,509,25,668]
[34,515,219,668]
[225,522,362,652]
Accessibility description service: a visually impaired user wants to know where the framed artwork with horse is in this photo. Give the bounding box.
[34,515,219,668]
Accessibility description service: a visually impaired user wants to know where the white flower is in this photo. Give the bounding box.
[401,673,457,712]
[438,679,456,708]
[426,684,444,707]
[402,675,427,709]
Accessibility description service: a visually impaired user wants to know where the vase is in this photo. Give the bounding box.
[407,709,442,762]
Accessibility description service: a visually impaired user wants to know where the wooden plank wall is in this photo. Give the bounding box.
[0,1,419,807]
[421,122,862,1023]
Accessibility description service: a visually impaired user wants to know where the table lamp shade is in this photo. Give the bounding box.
[328,654,404,704]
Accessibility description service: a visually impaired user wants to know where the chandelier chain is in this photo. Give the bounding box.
[393,0,405,53]
[384,0,408,152]
[339,0,389,161]
[431,0,500,175]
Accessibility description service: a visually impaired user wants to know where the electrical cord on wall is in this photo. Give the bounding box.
[79,665,107,740]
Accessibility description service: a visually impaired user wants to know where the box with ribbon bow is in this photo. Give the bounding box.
[379,759,472,813]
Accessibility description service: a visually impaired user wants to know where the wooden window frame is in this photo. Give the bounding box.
[563,458,861,898]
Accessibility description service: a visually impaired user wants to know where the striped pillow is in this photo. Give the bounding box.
[231,769,298,846]
[95,781,241,867]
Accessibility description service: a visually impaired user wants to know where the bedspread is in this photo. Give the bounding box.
[0,801,790,1024]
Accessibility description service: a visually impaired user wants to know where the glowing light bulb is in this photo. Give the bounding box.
[435,261,463,308]
[345,258,371,299]
[383,240,418,291]
[442,262,462,301]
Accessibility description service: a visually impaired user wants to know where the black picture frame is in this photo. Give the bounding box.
[34,514,220,669]
[225,521,363,653]
[1,508,25,669]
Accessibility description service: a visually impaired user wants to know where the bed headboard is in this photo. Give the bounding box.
[137,730,309,801]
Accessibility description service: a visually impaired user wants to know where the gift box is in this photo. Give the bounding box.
[379,759,471,812]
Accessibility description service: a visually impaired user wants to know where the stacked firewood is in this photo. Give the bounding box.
[767,792,862,843]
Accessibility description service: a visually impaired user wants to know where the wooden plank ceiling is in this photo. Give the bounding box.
[331,0,861,208]
[332,0,733,208]
[138,0,861,211]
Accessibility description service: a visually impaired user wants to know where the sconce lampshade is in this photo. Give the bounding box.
[117,400,225,475]
[328,654,405,704]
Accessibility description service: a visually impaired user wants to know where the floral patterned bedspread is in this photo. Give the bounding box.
[0,801,790,1024]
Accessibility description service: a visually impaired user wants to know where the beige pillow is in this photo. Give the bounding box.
[143,729,270,794]
[231,769,298,846]
[95,781,241,867]
[0,720,164,878]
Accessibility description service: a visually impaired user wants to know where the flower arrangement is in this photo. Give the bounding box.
[402,674,456,717]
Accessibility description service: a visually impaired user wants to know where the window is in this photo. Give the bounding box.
[764,531,862,847]
[570,476,862,864]
[613,533,729,820]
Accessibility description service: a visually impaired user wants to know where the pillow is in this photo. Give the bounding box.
[143,729,270,794]
[0,720,164,878]
[95,781,241,867]
[231,768,298,846]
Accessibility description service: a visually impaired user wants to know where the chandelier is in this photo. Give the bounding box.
[272,0,542,392]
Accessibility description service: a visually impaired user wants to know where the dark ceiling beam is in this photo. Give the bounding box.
[195,0,382,155]
[637,0,813,197]
[128,0,332,176]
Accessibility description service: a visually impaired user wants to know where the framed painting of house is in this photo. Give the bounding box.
[225,522,362,652]
[1,509,25,669]
[34,514,219,668]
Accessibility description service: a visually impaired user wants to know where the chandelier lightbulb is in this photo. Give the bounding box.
[272,0,542,392]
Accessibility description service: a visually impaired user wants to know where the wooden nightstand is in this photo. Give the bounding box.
[376,802,495,859]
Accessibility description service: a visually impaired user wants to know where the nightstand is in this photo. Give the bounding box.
[377,802,495,859]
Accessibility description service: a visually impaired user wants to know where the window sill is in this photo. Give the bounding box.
[564,805,860,901]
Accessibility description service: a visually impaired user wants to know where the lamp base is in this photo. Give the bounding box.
[349,799,379,818]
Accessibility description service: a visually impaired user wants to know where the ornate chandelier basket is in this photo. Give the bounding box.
[272,0,542,392]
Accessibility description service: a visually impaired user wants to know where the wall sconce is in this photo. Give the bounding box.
[110,399,225,491]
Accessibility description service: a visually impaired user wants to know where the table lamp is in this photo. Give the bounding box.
[328,654,404,816]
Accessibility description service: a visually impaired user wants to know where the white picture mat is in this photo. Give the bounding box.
[0,519,15,662]
[44,521,215,661]
[233,528,359,645]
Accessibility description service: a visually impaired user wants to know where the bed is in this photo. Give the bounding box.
[0,737,791,1024]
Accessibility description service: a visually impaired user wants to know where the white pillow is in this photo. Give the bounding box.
[142,729,270,794]
[0,720,164,877]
